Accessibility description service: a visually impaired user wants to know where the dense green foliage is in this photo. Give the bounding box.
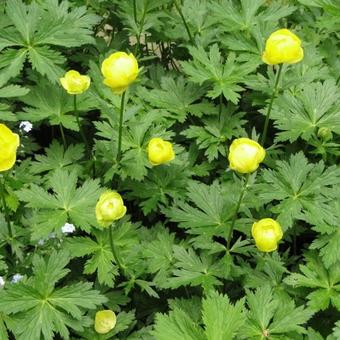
[0,0,340,339]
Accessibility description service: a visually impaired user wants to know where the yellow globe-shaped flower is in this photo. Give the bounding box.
[94,310,117,334]
[252,218,283,252]
[262,29,304,65]
[101,52,139,94]
[147,137,175,166]
[0,124,20,172]
[228,138,265,174]
[60,70,91,95]
[95,191,127,227]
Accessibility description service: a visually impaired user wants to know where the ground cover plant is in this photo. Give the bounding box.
[0,0,340,339]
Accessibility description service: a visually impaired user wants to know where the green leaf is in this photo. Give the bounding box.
[271,80,340,142]
[182,44,257,103]
[0,251,106,340]
[0,84,29,97]
[284,252,340,312]
[139,76,216,122]
[30,141,85,174]
[17,169,102,239]
[255,152,340,229]
[154,307,205,340]
[143,228,176,287]
[242,286,313,338]
[19,79,95,128]
[164,181,234,236]
[182,105,246,161]
[65,231,118,286]
[28,45,65,83]
[165,245,224,290]
[202,291,245,340]
[125,164,189,214]
[0,0,100,83]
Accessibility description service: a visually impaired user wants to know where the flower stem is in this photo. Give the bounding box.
[59,124,67,149]
[260,63,283,147]
[109,224,124,272]
[173,0,194,44]
[0,176,12,239]
[133,0,137,23]
[74,95,89,156]
[117,91,126,164]
[226,174,250,251]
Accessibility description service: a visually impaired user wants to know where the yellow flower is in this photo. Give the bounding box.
[101,52,139,94]
[60,70,91,95]
[147,137,175,166]
[94,310,117,334]
[95,191,127,227]
[228,138,265,174]
[0,124,20,172]
[262,29,304,65]
[252,218,283,252]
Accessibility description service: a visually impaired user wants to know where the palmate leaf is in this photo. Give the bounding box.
[202,291,246,340]
[153,291,245,340]
[308,198,340,268]
[164,181,235,236]
[0,251,106,340]
[143,227,176,287]
[65,231,118,286]
[255,152,340,229]
[0,0,100,83]
[95,110,173,181]
[18,78,95,129]
[270,80,340,142]
[182,44,257,103]
[139,77,216,123]
[182,104,247,161]
[284,252,340,312]
[241,286,313,339]
[17,169,102,239]
[30,141,85,174]
[164,245,225,291]
[210,0,295,55]
[125,164,190,215]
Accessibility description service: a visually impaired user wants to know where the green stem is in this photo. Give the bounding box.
[134,1,148,55]
[109,224,124,272]
[74,95,89,156]
[260,64,283,147]
[133,0,137,23]
[226,174,250,251]
[174,0,194,44]
[0,176,12,239]
[117,91,126,164]
[59,124,67,149]
[218,94,223,120]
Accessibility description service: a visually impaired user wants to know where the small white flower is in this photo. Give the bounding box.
[11,274,23,283]
[48,232,56,239]
[0,276,5,288]
[19,121,33,133]
[61,223,76,234]
[37,239,45,246]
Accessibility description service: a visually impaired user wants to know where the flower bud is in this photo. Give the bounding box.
[228,138,265,174]
[101,52,139,94]
[60,70,91,95]
[0,124,20,172]
[94,310,117,334]
[147,137,175,166]
[262,29,304,65]
[252,218,283,252]
[95,191,127,227]
[317,127,333,142]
